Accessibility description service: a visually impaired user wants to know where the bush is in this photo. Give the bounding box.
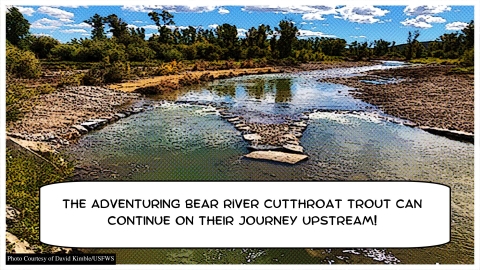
[57,73,84,88]
[30,36,60,59]
[36,84,56,94]
[6,83,37,122]
[83,60,130,85]
[6,148,73,252]
[49,44,78,61]
[163,48,183,62]
[460,48,474,67]
[6,44,41,78]
[75,39,127,62]
[127,43,156,61]
[431,50,445,58]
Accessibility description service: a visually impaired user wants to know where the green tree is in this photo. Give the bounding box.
[275,20,298,59]
[372,39,391,57]
[461,20,474,49]
[404,30,420,60]
[6,7,31,46]
[84,14,107,40]
[105,14,129,41]
[216,23,240,59]
[148,10,175,44]
[30,36,60,59]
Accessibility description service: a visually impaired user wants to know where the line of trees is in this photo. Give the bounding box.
[6,6,475,76]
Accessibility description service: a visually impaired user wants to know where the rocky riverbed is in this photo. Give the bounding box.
[320,64,474,134]
[7,86,144,147]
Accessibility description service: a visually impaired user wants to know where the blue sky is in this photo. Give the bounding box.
[13,5,474,44]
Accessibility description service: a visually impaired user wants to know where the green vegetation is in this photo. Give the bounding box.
[6,7,474,79]
[6,148,73,252]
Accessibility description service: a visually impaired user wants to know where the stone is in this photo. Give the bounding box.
[293,122,307,128]
[72,125,88,134]
[90,118,108,125]
[283,144,304,153]
[227,117,240,122]
[80,121,99,130]
[244,151,308,164]
[115,113,127,118]
[247,145,283,151]
[243,134,262,141]
[237,126,251,131]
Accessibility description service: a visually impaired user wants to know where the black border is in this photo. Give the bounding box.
[38,180,452,249]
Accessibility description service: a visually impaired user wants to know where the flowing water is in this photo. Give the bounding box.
[66,62,474,264]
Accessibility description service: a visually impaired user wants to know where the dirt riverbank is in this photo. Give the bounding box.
[320,64,474,134]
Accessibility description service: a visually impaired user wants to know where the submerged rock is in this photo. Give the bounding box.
[244,151,308,164]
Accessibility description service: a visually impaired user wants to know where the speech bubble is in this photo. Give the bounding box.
[40,181,450,248]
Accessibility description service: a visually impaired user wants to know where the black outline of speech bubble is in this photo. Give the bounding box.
[39,180,451,249]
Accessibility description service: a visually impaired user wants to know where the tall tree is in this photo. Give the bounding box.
[275,20,298,59]
[6,7,31,46]
[405,30,420,60]
[148,10,175,44]
[216,23,240,59]
[105,14,129,42]
[461,20,474,49]
[84,14,107,40]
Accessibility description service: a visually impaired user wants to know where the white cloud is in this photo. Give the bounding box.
[335,6,389,24]
[33,33,52,37]
[400,15,446,28]
[38,6,74,22]
[66,22,92,28]
[60,29,88,33]
[16,6,35,16]
[122,5,216,13]
[127,24,138,29]
[300,22,307,25]
[350,35,367,39]
[302,13,326,21]
[218,7,230,14]
[237,28,248,37]
[31,18,64,29]
[142,25,158,30]
[208,24,219,29]
[298,29,336,38]
[133,20,144,23]
[403,5,451,16]
[445,21,468,30]
[241,5,336,15]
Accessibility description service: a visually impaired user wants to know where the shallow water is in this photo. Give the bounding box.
[67,62,474,264]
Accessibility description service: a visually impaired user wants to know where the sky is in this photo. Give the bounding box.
[11,5,475,44]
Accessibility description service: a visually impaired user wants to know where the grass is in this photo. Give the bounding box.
[409,57,460,65]
[6,147,73,253]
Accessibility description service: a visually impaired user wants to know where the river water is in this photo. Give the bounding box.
[67,62,474,264]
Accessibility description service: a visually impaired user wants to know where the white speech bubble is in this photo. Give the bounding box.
[40,181,450,248]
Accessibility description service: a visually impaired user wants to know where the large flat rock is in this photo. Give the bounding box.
[244,151,308,164]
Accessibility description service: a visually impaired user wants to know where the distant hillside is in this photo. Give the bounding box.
[393,41,433,51]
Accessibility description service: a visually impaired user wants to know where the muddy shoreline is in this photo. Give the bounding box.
[320,64,474,135]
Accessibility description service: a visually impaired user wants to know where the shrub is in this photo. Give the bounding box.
[460,48,474,67]
[83,60,130,85]
[127,43,156,61]
[6,44,41,78]
[6,84,37,122]
[49,44,78,61]
[6,148,73,252]
[30,36,60,59]
[57,73,84,88]
[163,48,184,62]
[36,84,56,94]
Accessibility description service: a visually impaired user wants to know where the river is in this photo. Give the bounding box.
[66,61,474,264]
